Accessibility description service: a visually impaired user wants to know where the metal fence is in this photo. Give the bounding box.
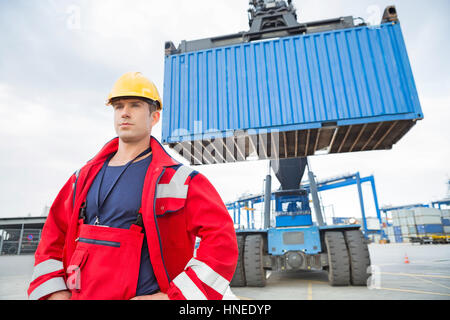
[0,228,41,255]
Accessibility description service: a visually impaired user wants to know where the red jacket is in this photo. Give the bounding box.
[28,136,238,300]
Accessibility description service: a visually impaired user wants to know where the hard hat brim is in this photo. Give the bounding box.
[107,95,162,110]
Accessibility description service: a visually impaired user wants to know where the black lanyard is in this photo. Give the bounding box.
[95,147,152,213]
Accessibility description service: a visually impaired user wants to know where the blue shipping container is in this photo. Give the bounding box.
[416,224,444,234]
[442,219,450,226]
[393,226,401,235]
[395,235,403,243]
[163,22,423,165]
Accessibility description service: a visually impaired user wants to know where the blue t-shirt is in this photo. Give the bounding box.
[85,153,159,296]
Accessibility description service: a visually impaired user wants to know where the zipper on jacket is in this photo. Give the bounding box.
[76,237,121,248]
[153,167,172,283]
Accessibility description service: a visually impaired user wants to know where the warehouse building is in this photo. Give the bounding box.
[0,211,48,255]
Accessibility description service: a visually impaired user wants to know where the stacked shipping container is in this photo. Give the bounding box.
[385,207,447,243]
[442,209,450,234]
[414,207,444,235]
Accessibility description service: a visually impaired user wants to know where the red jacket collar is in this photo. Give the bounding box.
[87,136,180,168]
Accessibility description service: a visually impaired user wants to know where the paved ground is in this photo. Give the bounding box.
[1,243,449,300]
[0,255,34,300]
[232,243,450,300]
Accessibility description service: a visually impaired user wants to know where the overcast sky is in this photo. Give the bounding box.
[0,0,449,224]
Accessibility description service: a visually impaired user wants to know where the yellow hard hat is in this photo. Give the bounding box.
[106,72,162,110]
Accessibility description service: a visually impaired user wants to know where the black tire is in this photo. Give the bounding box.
[324,231,350,286]
[344,230,371,286]
[230,235,246,287]
[244,234,266,287]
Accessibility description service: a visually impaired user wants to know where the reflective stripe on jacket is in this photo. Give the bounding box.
[27,136,238,300]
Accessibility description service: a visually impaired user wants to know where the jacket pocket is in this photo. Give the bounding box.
[77,238,121,248]
[67,247,89,292]
[155,197,186,217]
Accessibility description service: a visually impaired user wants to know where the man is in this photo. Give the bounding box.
[28,72,238,300]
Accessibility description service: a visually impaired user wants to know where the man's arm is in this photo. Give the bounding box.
[27,174,76,300]
[166,173,238,300]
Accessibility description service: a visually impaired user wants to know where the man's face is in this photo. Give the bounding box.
[112,98,160,143]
